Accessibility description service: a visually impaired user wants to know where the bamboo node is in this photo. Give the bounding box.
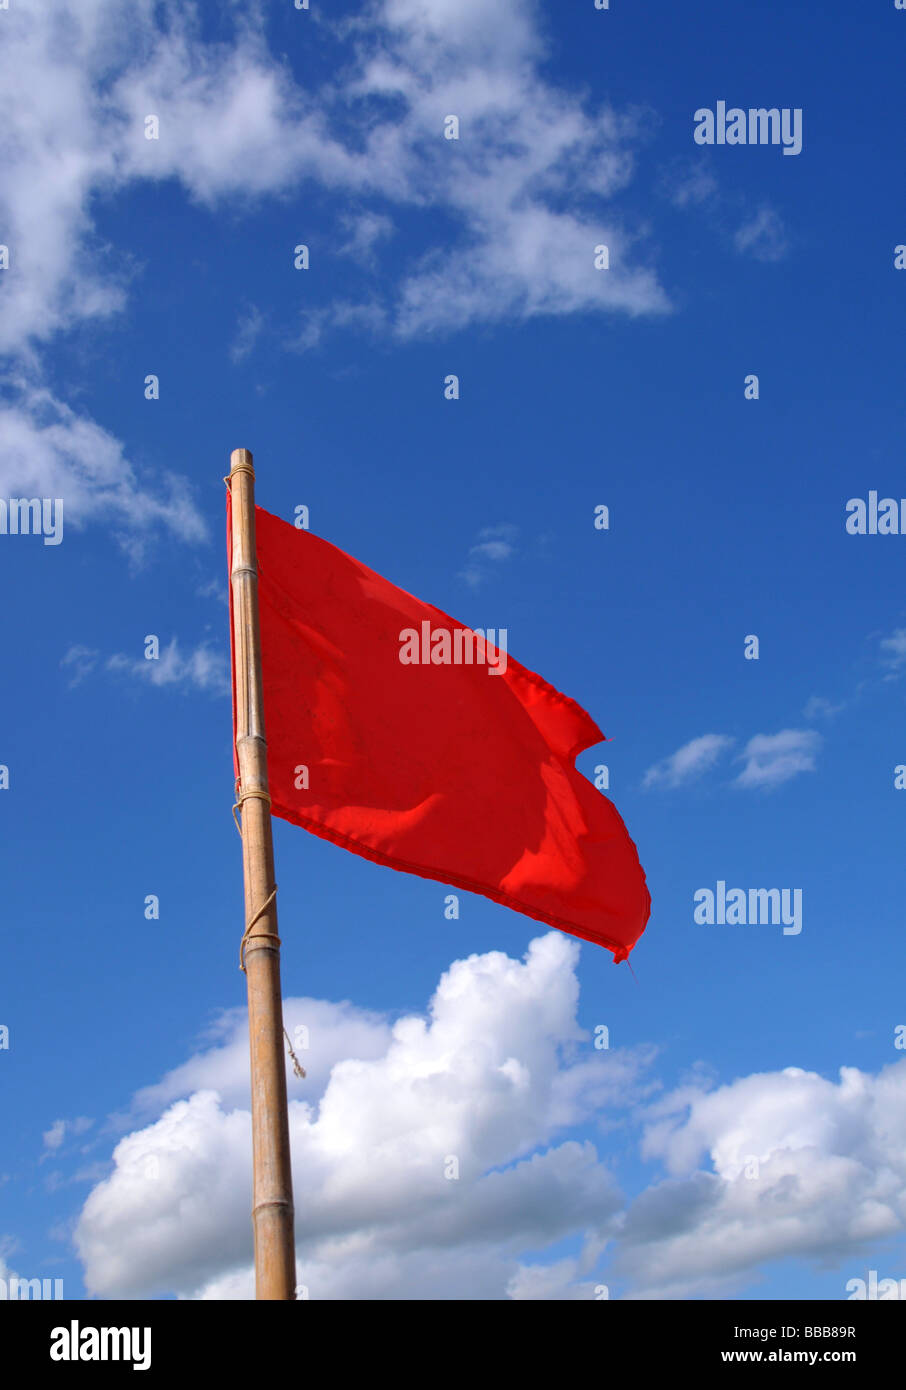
[239,885,278,972]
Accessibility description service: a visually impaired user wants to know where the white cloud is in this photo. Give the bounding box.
[60,645,100,688]
[106,638,230,695]
[660,159,789,269]
[0,3,318,541]
[662,162,718,209]
[43,1121,67,1153]
[392,206,666,338]
[621,1062,906,1297]
[0,385,207,558]
[128,998,393,1120]
[229,305,264,365]
[643,734,734,789]
[41,1116,93,1162]
[0,2,132,359]
[338,212,395,267]
[734,729,821,790]
[62,639,228,695]
[880,628,906,670]
[75,933,651,1298]
[2,0,669,361]
[0,0,673,545]
[196,576,229,607]
[803,695,845,720]
[505,1256,599,1301]
[320,0,670,337]
[71,932,906,1301]
[472,541,512,561]
[289,299,391,353]
[734,207,788,263]
[459,523,518,587]
[0,1255,23,1291]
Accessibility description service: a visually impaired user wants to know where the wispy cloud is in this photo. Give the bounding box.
[0,0,671,366]
[659,158,788,265]
[42,1120,66,1153]
[734,729,821,790]
[64,638,229,696]
[0,385,207,561]
[106,639,229,695]
[229,305,264,365]
[61,645,100,688]
[645,729,821,791]
[803,695,845,720]
[880,628,906,670]
[291,300,389,353]
[338,212,395,268]
[41,1116,93,1161]
[643,734,734,789]
[661,161,718,209]
[0,0,676,547]
[733,207,789,263]
[459,523,518,588]
[196,576,229,607]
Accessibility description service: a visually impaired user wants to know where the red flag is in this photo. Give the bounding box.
[229,499,651,961]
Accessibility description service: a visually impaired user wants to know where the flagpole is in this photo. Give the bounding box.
[228,447,297,1300]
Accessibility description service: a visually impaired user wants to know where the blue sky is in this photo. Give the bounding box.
[1,0,906,1300]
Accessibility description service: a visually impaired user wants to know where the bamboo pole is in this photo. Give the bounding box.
[228,447,297,1300]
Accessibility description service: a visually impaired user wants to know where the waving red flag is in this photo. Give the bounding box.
[229,499,651,961]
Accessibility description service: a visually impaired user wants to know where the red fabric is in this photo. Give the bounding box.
[229,498,651,961]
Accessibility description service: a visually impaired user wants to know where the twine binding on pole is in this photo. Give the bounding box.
[232,783,272,836]
[232,784,305,1077]
[238,885,279,972]
[233,783,280,969]
[224,465,256,486]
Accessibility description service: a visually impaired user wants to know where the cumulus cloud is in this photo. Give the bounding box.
[621,1063,906,1297]
[643,734,734,789]
[127,998,393,1121]
[75,933,651,1299]
[71,932,906,1301]
[734,729,821,790]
